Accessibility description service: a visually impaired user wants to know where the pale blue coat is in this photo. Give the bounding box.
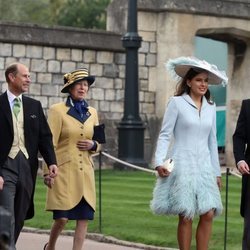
[151,93,223,219]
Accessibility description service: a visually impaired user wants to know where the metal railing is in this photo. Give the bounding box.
[93,151,241,250]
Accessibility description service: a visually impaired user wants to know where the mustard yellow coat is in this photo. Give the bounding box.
[44,101,101,211]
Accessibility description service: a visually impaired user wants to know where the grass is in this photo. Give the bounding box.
[25,169,243,250]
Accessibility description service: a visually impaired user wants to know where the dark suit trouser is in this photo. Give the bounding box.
[0,152,33,250]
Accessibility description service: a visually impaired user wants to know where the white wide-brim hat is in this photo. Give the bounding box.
[166,56,228,86]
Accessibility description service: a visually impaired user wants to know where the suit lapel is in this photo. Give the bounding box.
[182,94,196,108]
[67,106,90,123]
[0,92,13,130]
[66,97,91,123]
[22,96,39,134]
[22,96,29,133]
[182,93,209,110]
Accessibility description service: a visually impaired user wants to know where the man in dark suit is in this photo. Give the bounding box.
[0,63,58,250]
[233,99,250,250]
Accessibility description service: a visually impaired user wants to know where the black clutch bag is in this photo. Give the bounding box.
[93,124,106,144]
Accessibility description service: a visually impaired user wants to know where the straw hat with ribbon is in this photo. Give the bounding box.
[61,68,95,93]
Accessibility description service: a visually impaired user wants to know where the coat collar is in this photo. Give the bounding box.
[181,93,209,110]
[66,96,91,123]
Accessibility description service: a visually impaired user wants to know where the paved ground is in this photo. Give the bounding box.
[15,229,175,250]
[16,232,143,250]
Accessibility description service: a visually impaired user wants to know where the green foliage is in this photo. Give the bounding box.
[25,170,243,250]
[0,0,111,29]
[50,0,65,23]
[0,0,52,25]
[55,0,111,29]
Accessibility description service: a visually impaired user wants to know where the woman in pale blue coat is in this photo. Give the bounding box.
[151,57,228,250]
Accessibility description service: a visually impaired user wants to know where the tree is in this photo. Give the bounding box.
[49,0,66,23]
[0,0,111,29]
[55,0,111,29]
[0,0,52,25]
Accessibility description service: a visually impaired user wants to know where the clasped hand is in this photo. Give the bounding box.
[77,139,94,151]
[44,164,58,188]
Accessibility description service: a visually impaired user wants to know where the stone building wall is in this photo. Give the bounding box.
[0,23,157,163]
[107,0,250,167]
[0,0,250,167]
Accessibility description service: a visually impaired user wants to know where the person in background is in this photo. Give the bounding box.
[43,68,105,250]
[150,57,228,250]
[0,62,58,250]
[233,99,250,250]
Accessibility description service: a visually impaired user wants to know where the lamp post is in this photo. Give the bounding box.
[117,0,147,167]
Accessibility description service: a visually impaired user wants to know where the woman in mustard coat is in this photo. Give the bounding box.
[43,68,103,250]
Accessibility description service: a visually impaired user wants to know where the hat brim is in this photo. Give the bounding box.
[175,65,223,84]
[166,57,228,86]
[61,76,95,93]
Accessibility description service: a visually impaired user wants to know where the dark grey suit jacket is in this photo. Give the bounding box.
[0,91,57,219]
[233,99,250,217]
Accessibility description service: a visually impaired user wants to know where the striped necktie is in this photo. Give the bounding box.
[13,98,21,117]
